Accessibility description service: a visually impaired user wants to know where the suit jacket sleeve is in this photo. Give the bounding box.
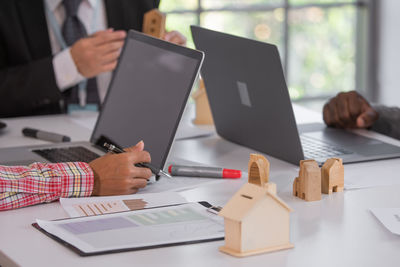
[0,1,62,118]
[371,105,400,140]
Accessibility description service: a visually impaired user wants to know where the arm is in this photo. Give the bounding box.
[371,106,400,140]
[0,142,152,211]
[0,162,93,211]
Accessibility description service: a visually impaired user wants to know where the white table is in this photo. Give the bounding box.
[1,105,400,267]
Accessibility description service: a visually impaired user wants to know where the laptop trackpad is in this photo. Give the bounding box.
[351,143,400,156]
[304,129,381,146]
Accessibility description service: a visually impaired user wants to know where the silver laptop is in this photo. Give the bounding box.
[0,30,204,172]
[191,25,400,165]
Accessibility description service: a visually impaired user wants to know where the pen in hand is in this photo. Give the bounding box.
[103,142,172,178]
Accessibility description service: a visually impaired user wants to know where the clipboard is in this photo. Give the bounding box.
[32,202,224,256]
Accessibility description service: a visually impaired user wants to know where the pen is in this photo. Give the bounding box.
[168,165,242,179]
[103,142,172,178]
[22,127,71,143]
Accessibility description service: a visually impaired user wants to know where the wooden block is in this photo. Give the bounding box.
[142,9,166,38]
[248,154,270,187]
[192,79,214,125]
[293,159,321,201]
[321,158,344,194]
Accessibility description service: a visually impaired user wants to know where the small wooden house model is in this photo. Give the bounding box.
[293,160,321,201]
[142,9,166,38]
[192,79,214,125]
[219,154,293,257]
[321,158,344,194]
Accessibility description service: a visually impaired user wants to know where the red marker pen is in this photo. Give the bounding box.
[168,165,241,179]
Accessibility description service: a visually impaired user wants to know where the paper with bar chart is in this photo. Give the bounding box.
[36,202,224,255]
[60,192,187,218]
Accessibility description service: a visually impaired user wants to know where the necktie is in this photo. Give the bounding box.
[61,0,100,108]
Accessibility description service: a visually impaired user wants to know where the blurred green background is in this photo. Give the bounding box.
[160,0,363,103]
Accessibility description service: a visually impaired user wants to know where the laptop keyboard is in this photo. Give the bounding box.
[32,146,101,163]
[301,135,353,159]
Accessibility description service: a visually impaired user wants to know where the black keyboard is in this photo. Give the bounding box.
[33,146,101,163]
[301,135,353,159]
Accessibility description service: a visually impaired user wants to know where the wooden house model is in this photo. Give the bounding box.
[321,158,344,194]
[192,79,214,125]
[293,160,321,201]
[142,9,166,38]
[219,154,293,257]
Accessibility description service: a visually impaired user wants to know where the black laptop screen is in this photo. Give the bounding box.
[91,30,203,169]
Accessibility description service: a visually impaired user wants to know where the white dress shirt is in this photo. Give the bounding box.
[45,0,111,103]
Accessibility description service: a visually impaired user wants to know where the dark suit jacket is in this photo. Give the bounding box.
[0,0,160,117]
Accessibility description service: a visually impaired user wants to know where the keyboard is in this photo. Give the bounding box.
[33,146,101,163]
[300,135,353,159]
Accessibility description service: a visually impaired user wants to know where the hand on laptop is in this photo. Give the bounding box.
[89,141,152,196]
[70,29,126,78]
[323,91,379,129]
[163,31,187,46]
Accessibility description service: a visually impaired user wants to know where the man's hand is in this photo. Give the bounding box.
[70,29,126,78]
[163,30,186,46]
[89,141,152,196]
[323,91,379,128]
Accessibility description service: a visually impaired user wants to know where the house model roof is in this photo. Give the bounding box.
[219,183,292,222]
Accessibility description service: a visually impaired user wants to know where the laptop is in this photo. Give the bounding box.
[0,30,204,173]
[191,25,400,165]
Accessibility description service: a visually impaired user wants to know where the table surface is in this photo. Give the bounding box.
[1,105,399,267]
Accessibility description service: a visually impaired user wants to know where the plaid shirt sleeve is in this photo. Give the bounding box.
[0,162,94,211]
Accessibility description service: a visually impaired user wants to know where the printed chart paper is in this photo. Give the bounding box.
[36,203,224,254]
[60,192,187,218]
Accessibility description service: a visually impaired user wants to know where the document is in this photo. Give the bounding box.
[370,208,400,235]
[35,202,224,255]
[60,192,187,218]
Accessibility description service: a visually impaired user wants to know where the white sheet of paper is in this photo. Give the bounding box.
[140,176,223,194]
[60,192,187,218]
[36,203,224,254]
[370,208,400,235]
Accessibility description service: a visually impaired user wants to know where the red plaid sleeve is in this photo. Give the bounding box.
[0,162,94,211]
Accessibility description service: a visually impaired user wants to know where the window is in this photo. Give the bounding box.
[159,0,376,103]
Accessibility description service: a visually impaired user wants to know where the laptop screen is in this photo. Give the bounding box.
[91,30,203,169]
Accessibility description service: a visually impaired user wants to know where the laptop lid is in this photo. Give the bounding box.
[191,25,304,165]
[91,30,204,170]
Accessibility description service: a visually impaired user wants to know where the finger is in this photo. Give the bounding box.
[347,91,363,120]
[357,107,378,128]
[97,40,125,56]
[131,166,152,179]
[323,103,334,126]
[128,150,151,164]
[329,98,344,128]
[125,141,145,153]
[100,61,118,73]
[100,50,122,65]
[164,31,187,45]
[130,178,148,189]
[91,28,114,37]
[336,93,353,127]
[92,30,126,46]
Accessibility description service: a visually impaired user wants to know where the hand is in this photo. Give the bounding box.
[163,30,186,46]
[323,91,379,128]
[89,141,152,196]
[70,29,126,78]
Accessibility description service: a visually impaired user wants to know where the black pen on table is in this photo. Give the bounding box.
[103,142,172,178]
[22,127,71,143]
